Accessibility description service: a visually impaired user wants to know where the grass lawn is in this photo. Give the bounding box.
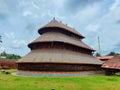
[0,70,120,90]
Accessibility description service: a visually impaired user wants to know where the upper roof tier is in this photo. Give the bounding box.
[38,18,84,38]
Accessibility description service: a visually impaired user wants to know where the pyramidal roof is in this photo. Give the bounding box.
[39,18,84,38]
[17,18,102,65]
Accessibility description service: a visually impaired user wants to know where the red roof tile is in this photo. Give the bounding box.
[102,55,120,69]
[97,56,113,60]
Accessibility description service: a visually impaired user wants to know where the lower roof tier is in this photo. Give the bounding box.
[17,48,102,65]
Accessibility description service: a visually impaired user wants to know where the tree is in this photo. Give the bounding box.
[6,54,21,59]
[0,51,21,60]
[106,51,119,56]
[95,52,101,57]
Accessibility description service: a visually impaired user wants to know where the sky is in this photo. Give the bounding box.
[0,0,120,56]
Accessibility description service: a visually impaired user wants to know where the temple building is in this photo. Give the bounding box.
[17,18,102,72]
[102,55,120,75]
[97,56,113,62]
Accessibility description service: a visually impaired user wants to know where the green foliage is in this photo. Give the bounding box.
[106,51,119,56]
[95,52,101,57]
[0,51,21,60]
[6,54,21,59]
[0,70,120,90]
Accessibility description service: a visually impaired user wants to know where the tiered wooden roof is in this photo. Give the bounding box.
[17,19,102,65]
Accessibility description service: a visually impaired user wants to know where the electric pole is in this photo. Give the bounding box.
[98,36,101,55]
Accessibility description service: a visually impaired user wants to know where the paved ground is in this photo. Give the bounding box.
[14,71,105,77]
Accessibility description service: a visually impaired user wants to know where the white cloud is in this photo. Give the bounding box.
[52,0,65,7]
[4,32,15,39]
[0,0,9,13]
[110,0,120,11]
[4,32,27,50]
[74,3,101,22]
[85,24,100,32]
[11,40,27,49]
[23,10,33,16]
[0,46,5,53]
[31,1,40,10]
[1,0,120,56]
[102,0,120,22]
[87,0,120,55]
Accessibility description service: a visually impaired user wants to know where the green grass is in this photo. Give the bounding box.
[0,70,120,90]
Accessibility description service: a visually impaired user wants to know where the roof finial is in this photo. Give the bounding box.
[53,17,55,20]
